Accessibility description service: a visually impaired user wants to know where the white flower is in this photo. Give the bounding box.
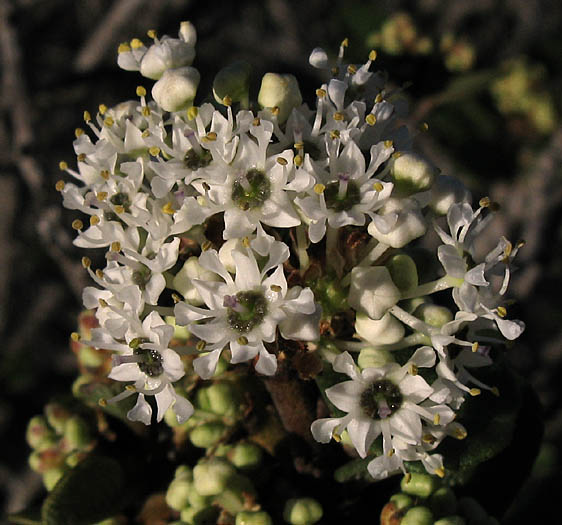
[348,266,401,320]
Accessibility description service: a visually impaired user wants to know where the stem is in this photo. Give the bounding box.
[389,305,432,336]
[325,226,339,270]
[400,276,456,299]
[296,225,310,274]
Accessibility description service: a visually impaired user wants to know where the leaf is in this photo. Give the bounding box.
[42,455,126,525]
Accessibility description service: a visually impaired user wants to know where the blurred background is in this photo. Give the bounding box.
[1,0,561,521]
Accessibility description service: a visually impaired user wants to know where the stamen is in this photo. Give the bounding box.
[469,388,481,396]
[270,284,282,292]
[70,332,80,342]
[433,413,441,425]
[83,111,91,122]
[365,114,376,126]
[59,161,68,171]
[136,86,147,97]
[72,219,83,231]
[294,155,303,167]
[408,363,418,376]
[237,336,248,345]
[276,157,288,166]
[314,183,326,195]
[434,467,445,478]
[55,180,65,191]
[196,340,206,351]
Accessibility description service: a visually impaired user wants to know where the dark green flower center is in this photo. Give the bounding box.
[185,148,212,170]
[109,192,131,211]
[226,290,268,333]
[134,347,164,377]
[231,169,271,210]
[360,379,403,420]
[132,265,151,290]
[324,180,361,212]
[302,140,322,161]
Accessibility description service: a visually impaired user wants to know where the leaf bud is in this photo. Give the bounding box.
[228,441,263,469]
[165,478,192,511]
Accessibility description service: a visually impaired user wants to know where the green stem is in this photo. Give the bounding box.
[389,305,433,336]
[400,276,457,299]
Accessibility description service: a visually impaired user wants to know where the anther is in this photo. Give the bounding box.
[330,130,340,139]
[142,107,151,117]
[365,114,376,126]
[83,111,91,122]
[341,38,349,48]
[59,161,68,171]
[294,155,303,167]
[162,202,175,215]
[423,434,436,444]
[408,363,418,376]
[136,86,147,97]
[496,306,507,318]
[117,43,131,54]
[95,269,104,279]
[392,152,402,159]
[277,157,288,166]
[70,332,81,342]
[373,182,384,192]
[369,50,377,61]
[203,132,217,142]
[75,128,84,138]
[147,29,157,39]
[333,112,345,121]
[141,130,150,138]
[98,398,108,407]
[110,241,121,252]
[130,38,143,49]
[100,170,110,180]
[55,180,65,191]
[294,142,304,150]
[201,240,212,251]
[98,298,108,308]
[196,340,206,351]
[237,336,249,345]
[454,427,467,440]
[271,106,280,116]
[125,385,136,392]
[270,284,282,292]
[252,117,261,127]
[72,219,84,231]
[98,104,107,115]
[172,293,182,304]
[187,106,198,120]
[104,117,115,127]
[387,448,395,457]
[90,216,100,226]
[347,64,357,75]
[314,183,326,194]
[149,146,161,157]
[81,257,91,268]
[384,140,393,149]
[114,205,125,214]
[491,386,500,397]
[77,154,86,162]
[433,413,441,425]
[434,467,445,478]
[375,93,383,104]
[479,196,491,208]
[222,95,232,106]
[97,192,108,201]
[316,88,326,98]
[419,122,429,132]
[242,237,251,248]
[469,388,481,397]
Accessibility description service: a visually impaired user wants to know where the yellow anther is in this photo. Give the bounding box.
[130,38,143,49]
[369,50,377,61]
[347,64,357,75]
[270,284,282,292]
[81,257,91,268]
[479,196,491,208]
[294,142,304,150]
[98,298,108,308]
[333,112,345,121]
[434,467,446,478]
[96,191,108,201]
[201,240,212,252]
[196,196,207,206]
[332,432,341,442]
[375,93,383,103]
[237,336,249,345]
[147,29,157,39]
[55,180,65,191]
[77,153,86,162]
[162,202,175,215]
[294,155,303,167]
[496,306,507,318]
[491,386,500,397]
[149,146,160,157]
[392,151,402,159]
[70,332,81,342]
[387,448,395,457]
[172,293,181,304]
[72,219,83,231]
[329,129,340,139]
[504,240,513,257]
[196,340,207,351]
[83,110,91,122]
[419,122,429,132]
[75,128,84,138]
[331,66,340,76]
[125,385,136,392]
[314,183,326,194]
[365,114,377,126]
[433,413,441,425]
[271,106,280,116]
[277,157,288,166]
[104,117,114,128]
[408,363,418,376]
[472,342,479,352]
[242,237,251,248]
[100,169,110,180]
[454,427,468,440]
[98,104,107,115]
[222,95,232,106]
[469,388,481,397]
[59,161,68,171]
[423,434,436,444]
[404,473,412,484]
[384,140,394,148]
[95,269,104,279]
[142,106,151,117]
[114,205,125,214]
[118,43,131,54]
[373,182,384,192]
[187,106,198,120]
[90,215,100,226]
[141,130,150,138]
[341,37,349,48]
[517,239,526,249]
[136,86,147,97]
[110,241,121,252]
[203,131,217,142]
[316,88,326,98]
[98,398,108,407]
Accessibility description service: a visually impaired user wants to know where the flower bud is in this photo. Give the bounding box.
[401,473,438,498]
[175,464,193,481]
[173,256,220,306]
[430,175,471,216]
[228,441,263,469]
[356,312,405,346]
[45,403,72,435]
[368,198,427,248]
[43,467,67,491]
[433,517,466,525]
[283,498,323,525]
[179,21,197,46]
[236,511,273,525]
[65,451,87,468]
[189,421,226,449]
[199,381,241,417]
[62,416,92,451]
[430,487,457,517]
[391,153,437,195]
[77,344,105,368]
[386,254,418,292]
[26,416,56,451]
[152,67,200,112]
[166,478,192,511]
[213,61,252,106]
[181,506,219,525]
[258,73,302,123]
[348,266,401,320]
[401,506,434,525]
[193,458,236,496]
[414,304,453,328]
[140,38,195,80]
[357,346,395,369]
[390,493,414,511]
[218,239,245,273]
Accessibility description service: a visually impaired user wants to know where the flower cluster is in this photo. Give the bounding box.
[58,23,524,481]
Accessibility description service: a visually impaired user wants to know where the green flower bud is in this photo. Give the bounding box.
[430,487,457,517]
[213,61,252,106]
[77,345,105,368]
[357,346,395,370]
[401,297,428,314]
[400,473,438,498]
[43,467,67,491]
[65,451,88,468]
[348,266,401,320]
[188,486,213,510]
[391,153,437,195]
[430,175,471,216]
[193,458,236,496]
[175,464,193,481]
[62,416,92,451]
[165,316,191,340]
[258,73,302,123]
[414,304,453,328]
[207,382,241,416]
[401,506,434,525]
[236,510,273,525]
[71,375,90,399]
[228,441,263,469]
[189,421,226,449]
[152,67,200,112]
[387,254,418,292]
[355,313,404,346]
[434,517,466,525]
[390,493,414,511]
[26,416,57,451]
[166,478,192,511]
[45,402,72,435]
[283,498,323,525]
[29,448,65,473]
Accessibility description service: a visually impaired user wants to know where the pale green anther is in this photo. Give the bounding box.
[401,506,434,525]
[391,152,437,196]
[433,517,466,525]
[43,467,67,491]
[26,416,56,451]
[414,304,453,328]
[236,510,273,525]
[193,458,236,496]
[401,473,438,498]
[189,421,226,449]
[358,346,395,370]
[213,61,252,106]
[283,498,323,525]
[229,441,263,469]
[63,416,92,451]
[258,73,303,123]
[430,487,458,517]
[166,478,192,511]
[387,254,418,292]
[390,493,414,511]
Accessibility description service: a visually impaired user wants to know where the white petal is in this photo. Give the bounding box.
[325,380,363,412]
[347,417,378,458]
[155,384,175,422]
[409,346,436,368]
[310,416,346,444]
[400,375,433,403]
[367,454,402,480]
[389,410,422,445]
[127,394,152,425]
[255,348,277,375]
[193,348,223,379]
[332,351,361,380]
[109,363,141,382]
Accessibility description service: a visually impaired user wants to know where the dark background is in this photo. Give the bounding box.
[1,0,561,521]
